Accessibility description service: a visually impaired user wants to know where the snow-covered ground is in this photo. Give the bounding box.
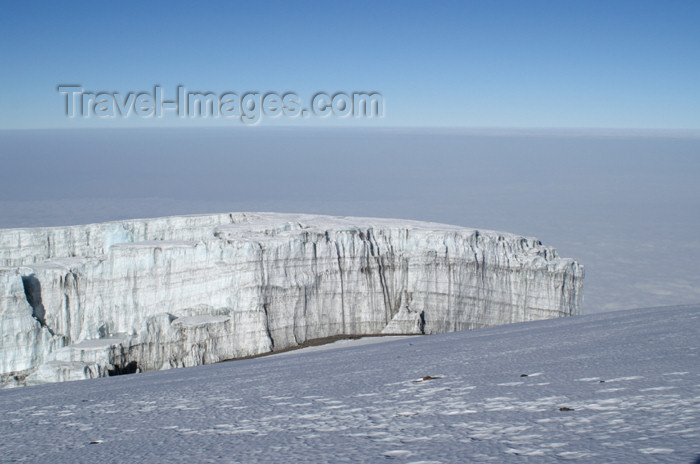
[1,304,697,463]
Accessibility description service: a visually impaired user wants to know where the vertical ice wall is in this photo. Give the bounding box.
[0,213,583,386]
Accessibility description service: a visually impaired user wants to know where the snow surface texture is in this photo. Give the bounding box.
[0,212,582,386]
[0,305,697,463]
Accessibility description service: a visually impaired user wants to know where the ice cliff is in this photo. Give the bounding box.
[0,213,583,386]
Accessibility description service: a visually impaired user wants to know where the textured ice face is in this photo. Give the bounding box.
[0,213,583,386]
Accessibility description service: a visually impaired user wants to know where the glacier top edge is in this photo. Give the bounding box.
[0,211,530,240]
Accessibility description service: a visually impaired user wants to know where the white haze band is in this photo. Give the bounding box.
[57,85,385,125]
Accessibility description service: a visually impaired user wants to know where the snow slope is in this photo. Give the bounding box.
[0,304,697,463]
[0,212,582,385]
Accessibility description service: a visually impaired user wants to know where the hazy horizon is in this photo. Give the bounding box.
[1,127,698,315]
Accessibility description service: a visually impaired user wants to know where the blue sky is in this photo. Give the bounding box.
[1,0,698,129]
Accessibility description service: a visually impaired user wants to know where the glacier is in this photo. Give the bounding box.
[0,212,583,386]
